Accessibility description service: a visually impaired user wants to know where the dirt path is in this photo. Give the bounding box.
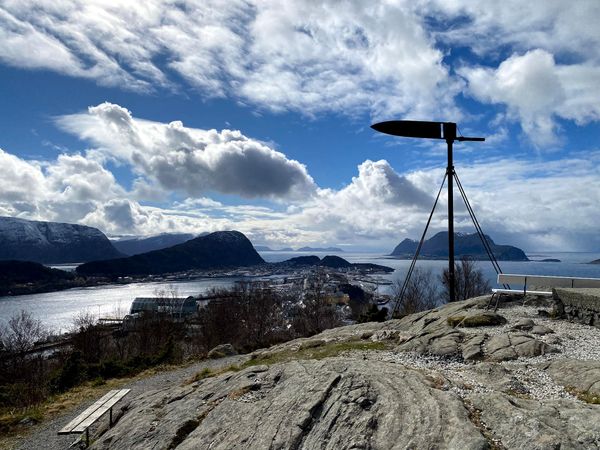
[8,355,247,450]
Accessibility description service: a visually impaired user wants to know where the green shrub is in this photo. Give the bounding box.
[51,351,87,393]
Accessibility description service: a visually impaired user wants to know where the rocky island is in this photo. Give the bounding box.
[390,231,529,261]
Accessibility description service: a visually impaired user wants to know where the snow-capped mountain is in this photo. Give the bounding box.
[0,217,123,264]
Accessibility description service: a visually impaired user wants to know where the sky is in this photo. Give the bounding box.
[1,0,599,252]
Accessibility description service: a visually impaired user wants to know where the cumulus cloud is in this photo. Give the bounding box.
[459,50,600,147]
[57,102,316,200]
[0,147,235,236]
[2,1,599,138]
[0,1,456,118]
[2,143,600,251]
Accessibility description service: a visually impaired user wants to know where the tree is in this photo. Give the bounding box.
[392,268,439,318]
[0,310,46,354]
[441,256,490,302]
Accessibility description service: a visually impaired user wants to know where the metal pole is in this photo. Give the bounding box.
[444,123,456,302]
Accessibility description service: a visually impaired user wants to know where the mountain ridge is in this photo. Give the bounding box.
[0,216,123,264]
[112,233,197,256]
[77,230,265,277]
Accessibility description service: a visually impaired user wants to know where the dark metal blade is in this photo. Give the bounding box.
[371,120,444,139]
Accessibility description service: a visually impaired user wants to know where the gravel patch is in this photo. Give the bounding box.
[375,302,600,402]
[380,351,492,398]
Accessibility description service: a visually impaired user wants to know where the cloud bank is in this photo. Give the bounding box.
[2,1,600,144]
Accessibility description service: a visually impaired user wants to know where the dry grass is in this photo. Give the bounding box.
[243,340,387,368]
[0,361,189,445]
[566,387,600,404]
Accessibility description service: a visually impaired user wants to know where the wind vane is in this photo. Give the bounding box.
[371,120,502,305]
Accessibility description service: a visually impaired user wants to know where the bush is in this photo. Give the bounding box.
[441,256,490,302]
[358,305,388,323]
[392,268,439,318]
[51,351,87,393]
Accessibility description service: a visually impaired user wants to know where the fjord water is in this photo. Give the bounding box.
[1,251,600,332]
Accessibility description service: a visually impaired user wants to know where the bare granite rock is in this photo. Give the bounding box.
[543,359,600,395]
[92,359,488,450]
[471,392,600,449]
[486,332,556,361]
[74,296,600,450]
[207,343,238,359]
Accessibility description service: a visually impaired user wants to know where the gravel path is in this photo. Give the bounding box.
[10,355,247,450]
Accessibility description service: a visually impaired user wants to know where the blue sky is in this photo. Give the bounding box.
[1,1,599,252]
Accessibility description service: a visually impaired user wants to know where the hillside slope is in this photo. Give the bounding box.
[77,230,264,277]
[0,216,122,264]
[112,233,196,256]
[90,296,600,449]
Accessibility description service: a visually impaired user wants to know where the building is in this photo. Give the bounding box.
[129,296,198,318]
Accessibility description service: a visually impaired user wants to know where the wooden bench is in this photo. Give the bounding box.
[58,389,130,447]
[487,274,600,311]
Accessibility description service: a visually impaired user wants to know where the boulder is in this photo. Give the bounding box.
[485,332,556,361]
[511,318,535,330]
[398,329,464,358]
[207,344,237,359]
[462,334,487,361]
[447,312,507,328]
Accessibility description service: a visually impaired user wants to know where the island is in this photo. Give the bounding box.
[390,231,529,261]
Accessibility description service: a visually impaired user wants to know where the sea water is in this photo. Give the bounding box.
[1,251,600,332]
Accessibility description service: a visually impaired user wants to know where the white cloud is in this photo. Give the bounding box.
[2,1,599,139]
[459,50,600,147]
[0,1,456,118]
[428,0,600,62]
[57,102,317,200]
[2,144,600,251]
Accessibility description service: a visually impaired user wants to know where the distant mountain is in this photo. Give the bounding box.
[390,232,528,261]
[254,245,274,252]
[112,233,196,256]
[589,259,600,265]
[278,255,393,273]
[253,245,344,252]
[0,260,79,296]
[296,247,344,252]
[0,216,123,264]
[77,231,265,277]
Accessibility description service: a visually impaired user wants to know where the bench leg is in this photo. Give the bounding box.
[493,293,503,312]
[86,428,89,447]
[486,292,497,310]
[109,407,113,427]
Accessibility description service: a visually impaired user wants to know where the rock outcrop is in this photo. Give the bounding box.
[89,296,600,449]
[94,359,488,450]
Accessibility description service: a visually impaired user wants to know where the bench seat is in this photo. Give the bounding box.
[491,288,552,297]
[488,273,600,311]
[58,388,130,446]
